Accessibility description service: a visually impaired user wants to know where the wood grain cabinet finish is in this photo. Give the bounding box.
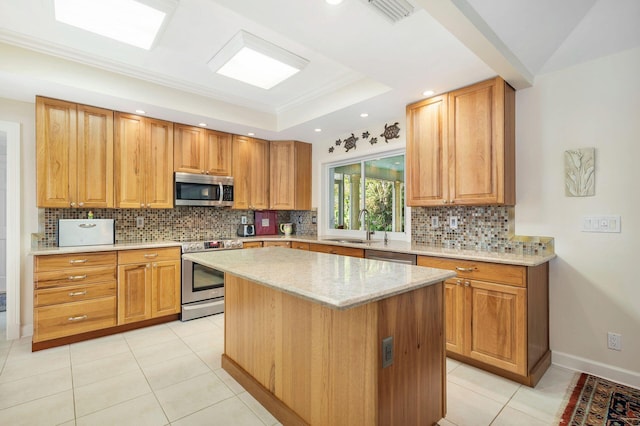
[406,77,515,206]
[232,135,269,210]
[174,125,232,176]
[33,252,117,343]
[291,242,310,250]
[117,247,181,325]
[242,241,263,249]
[269,141,312,210]
[308,243,364,258]
[418,256,550,386]
[263,241,292,248]
[36,96,114,208]
[115,112,174,209]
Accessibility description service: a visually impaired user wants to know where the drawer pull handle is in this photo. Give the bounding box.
[78,223,96,228]
[455,267,476,272]
[68,315,88,322]
[144,253,159,258]
[68,291,87,297]
[69,259,88,264]
[68,275,88,281]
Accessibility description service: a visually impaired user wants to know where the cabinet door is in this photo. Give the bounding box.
[204,130,232,176]
[406,95,448,206]
[448,78,505,204]
[36,97,76,208]
[118,263,152,324]
[146,119,174,208]
[465,280,527,376]
[232,135,251,209]
[444,278,465,354]
[174,125,205,174]
[151,259,181,318]
[77,105,114,208]
[115,113,146,208]
[269,141,295,209]
[249,138,270,210]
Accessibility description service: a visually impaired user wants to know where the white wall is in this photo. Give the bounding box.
[0,98,37,334]
[515,47,640,384]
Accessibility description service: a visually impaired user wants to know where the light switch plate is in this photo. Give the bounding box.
[581,215,621,233]
[449,216,458,229]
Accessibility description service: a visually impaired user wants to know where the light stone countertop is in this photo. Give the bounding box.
[242,235,557,267]
[29,240,182,256]
[183,247,456,310]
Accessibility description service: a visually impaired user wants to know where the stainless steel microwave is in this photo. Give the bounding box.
[174,172,234,207]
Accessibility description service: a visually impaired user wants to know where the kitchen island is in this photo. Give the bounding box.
[183,247,456,426]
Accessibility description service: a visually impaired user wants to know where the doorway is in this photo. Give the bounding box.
[0,121,20,341]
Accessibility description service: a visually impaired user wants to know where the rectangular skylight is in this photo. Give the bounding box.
[54,0,171,50]
[208,31,308,90]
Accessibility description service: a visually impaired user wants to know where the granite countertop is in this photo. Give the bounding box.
[242,235,556,267]
[183,247,455,310]
[29,241,182,256]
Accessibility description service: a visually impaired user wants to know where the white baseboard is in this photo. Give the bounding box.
[20,323,33,339]
[552,350,640,389]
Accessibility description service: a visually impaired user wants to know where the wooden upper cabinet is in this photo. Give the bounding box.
[269,140,312,210]
[174,126,232,176]
[115,113,174,209]
[406,77,515,206]
[36,96,114,208]
[406,95,447,206]
[232,135,269,210]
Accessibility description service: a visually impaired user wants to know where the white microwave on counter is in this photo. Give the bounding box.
[174,172,234,207]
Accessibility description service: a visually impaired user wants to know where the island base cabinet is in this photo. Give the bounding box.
[223,274,445,426]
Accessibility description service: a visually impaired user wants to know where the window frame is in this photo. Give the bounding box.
[320,148,411,242]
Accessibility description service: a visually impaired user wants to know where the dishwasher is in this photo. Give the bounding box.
[364,249,417,265]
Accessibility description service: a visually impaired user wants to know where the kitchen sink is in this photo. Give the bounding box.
[322,238,378,244]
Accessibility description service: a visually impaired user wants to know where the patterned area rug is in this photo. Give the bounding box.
[560,373,640,425]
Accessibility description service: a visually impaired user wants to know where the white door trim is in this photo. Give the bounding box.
[0,120,21,340]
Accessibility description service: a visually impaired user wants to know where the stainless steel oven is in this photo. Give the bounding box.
[180,239,243,321]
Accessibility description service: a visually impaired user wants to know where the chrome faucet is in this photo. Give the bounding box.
[358,208,374,241]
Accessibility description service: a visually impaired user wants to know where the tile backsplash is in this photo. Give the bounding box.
[411,206,553,255]
[38,208,317,247]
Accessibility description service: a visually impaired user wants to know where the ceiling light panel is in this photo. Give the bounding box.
[208,30,309,90]
[54,0,175,50]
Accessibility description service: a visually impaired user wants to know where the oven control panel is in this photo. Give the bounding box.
[181,239,244,253]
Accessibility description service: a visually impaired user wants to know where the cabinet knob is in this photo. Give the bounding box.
[146,264,151,268]
[464,281,471,287]
[79,202,84,207]
[146,203,151,207]
[456,279,462,286]
[140,203,144,207]
[70,202,76,207]
[153,263,157,268]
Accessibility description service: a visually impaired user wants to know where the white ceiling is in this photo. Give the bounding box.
[0,0,638,144]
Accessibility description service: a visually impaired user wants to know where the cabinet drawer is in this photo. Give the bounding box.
[35,281,116,307]
[118,247,180,264]
[33,297,117,342]
[35,252,117,272]
[308,243,364,258]
[263,241,291,248]
[417,256,526,287]
[35,266,117,289]
[291,242,310,250]
[243,241,263,249]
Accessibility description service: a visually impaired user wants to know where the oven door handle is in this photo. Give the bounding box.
[182,300,224,310]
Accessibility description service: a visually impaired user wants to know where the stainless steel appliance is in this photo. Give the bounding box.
[181,239,243,321]
[58,219,115,247]
[174,172,234,207]
[237,224,255,237]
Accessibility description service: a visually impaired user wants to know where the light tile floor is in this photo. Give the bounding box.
[0,313,576,425]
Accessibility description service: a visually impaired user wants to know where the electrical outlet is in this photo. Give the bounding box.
[607,332,622,351]
[449,216,458,229]
[298,215,303,224]
[382,336,394,368]
[241,215,247,224]
[312,216,317,224]
[136,217,144,228]
[431,216,439,227]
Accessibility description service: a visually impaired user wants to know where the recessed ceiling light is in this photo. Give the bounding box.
[198,123,207,127]
[360,113,369,118]
[314,128,322,132]
[135,109,146,114]
[54,0,174,50]
[422,90,435,97]
[326,0,344,4]
[208,30,308,90]
[248,132,255,136]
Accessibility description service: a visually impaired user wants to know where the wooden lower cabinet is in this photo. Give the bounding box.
[291,241,309,250]
[242,241,263,249]
[308,243,364,258]
[33,252,118,344]
[263,241,291,248]
[117,247,181,325]
[419,256,549,386]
